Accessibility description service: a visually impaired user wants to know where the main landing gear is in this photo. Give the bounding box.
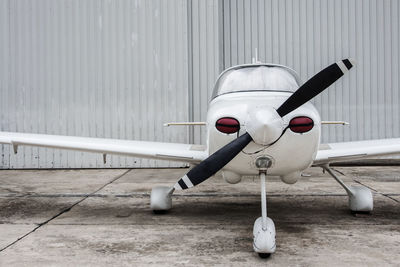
[253,157,276,258]
[322,165,373,212]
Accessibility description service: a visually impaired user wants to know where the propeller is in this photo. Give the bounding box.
[174,59,355,190]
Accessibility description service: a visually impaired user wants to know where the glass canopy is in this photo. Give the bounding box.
[211,65,300,99]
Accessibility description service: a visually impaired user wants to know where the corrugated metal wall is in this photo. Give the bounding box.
[222,0,400,143]
[0,0,190,168]
[1,0,399,168]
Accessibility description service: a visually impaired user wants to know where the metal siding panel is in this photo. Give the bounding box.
[319,0,329,141]
[285,0,293,69]
[312,0,322,119]
[250,0,258,62]
[244,0,251,62]
[190,0,220,145]
[177,0,190,149]
[355,0,364,141]
[237,0,245,64]
[257,0,265,62]
[191,0,201,144]
[391,0,399,137]
[222,0,231,68]
[0,0,10,169]
[230,0,238,65]
[333,0,342,142]
[348,0,358,141]
[383,0,392,138]
[278,0,286,65]
[198,0,207,144]
[271,0,279,63]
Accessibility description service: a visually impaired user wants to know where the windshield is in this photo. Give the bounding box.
[212,65,300,99]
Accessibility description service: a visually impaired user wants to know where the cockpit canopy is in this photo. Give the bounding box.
[211,64,301,99]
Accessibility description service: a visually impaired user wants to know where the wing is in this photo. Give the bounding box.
[0,131,207,164]
[313,138,400,165]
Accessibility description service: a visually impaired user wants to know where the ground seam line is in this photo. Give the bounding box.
[0,193,364,198]
[0,169,132,252]
[331,168,399,204]
[354,180,400,204]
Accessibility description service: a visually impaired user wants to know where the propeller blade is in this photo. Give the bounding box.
[174,133,253,190]
[276,59,355,117]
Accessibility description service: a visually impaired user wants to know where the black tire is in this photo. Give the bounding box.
[258,253,271,259]
[351,210,371,216]
[152,210,168,215]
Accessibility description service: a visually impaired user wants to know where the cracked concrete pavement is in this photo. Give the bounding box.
[0,167,399,266]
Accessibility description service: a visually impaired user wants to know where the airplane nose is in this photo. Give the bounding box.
[245,106,284,145]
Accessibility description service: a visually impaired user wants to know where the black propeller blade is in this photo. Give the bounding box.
[174,59,355,190]
[174,133,253,190]
[277,59,354,117]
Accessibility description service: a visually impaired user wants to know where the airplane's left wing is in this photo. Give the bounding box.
[0,131,207,164]
[313,138,400,165]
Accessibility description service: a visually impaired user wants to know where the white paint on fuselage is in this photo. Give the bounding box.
[207,91,321,176]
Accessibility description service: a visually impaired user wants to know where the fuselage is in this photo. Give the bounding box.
[204,64,321,183]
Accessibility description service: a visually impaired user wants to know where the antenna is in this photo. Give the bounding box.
[252,48,261,64]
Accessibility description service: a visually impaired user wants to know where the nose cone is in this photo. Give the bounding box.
[245,106,284,145]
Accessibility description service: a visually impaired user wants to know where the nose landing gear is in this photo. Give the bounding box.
[253,157,276,258]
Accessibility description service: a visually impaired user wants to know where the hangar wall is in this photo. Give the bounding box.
[1,0,399,168]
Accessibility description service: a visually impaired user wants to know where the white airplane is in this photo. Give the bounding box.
[1,59,400,258]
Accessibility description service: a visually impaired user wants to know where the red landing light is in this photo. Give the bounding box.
[216,117,240,134]
[289,116,314,133]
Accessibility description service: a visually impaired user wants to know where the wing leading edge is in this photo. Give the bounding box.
[314,138,400,165]
[3,132,399,167]
[0,132,207,164]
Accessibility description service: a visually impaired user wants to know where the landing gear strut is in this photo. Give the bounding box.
[322,165,373,212]
[253,157,276,258]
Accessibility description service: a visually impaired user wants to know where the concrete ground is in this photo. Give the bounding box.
[0,167,399,266]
